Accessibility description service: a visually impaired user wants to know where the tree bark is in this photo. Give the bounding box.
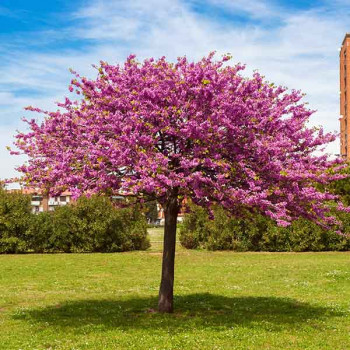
[158,194,179,313]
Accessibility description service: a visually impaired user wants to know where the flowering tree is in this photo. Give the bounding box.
[12,53,346,312]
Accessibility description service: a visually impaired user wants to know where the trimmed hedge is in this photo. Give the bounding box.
[0,189,150,253]
[179,204,350,251]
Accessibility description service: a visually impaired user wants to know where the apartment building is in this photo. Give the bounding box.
[340,33,350,159]
[21,188,72,213]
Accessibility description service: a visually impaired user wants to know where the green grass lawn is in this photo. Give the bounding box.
[0,227,350,349]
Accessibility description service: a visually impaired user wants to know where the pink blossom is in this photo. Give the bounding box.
[11,53,348,229]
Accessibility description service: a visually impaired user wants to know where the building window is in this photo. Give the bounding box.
[60,196,66,202]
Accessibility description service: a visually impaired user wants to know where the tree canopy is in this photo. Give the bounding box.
[13,53,345,227]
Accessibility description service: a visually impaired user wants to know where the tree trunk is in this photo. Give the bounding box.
[158,195,179,313]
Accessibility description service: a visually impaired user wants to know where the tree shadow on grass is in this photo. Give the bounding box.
[13,293,343,333]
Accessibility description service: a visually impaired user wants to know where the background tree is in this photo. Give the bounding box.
[145,200,159,223]
[12,53,347,312]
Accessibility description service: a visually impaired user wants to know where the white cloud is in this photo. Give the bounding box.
[0,0,347,179]
[204,0,279,19]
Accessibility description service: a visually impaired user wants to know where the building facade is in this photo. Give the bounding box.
[340,34,350,159]
[21,188,72,213]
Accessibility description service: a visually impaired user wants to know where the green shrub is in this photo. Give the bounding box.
[205,208,248,251]
[67,196,150,253]
[0,188,32,253]
[0,191,150,254]
[27,212,55,253]
[179,205,208,249]
[179,203,350,252]
[0,237,27,254]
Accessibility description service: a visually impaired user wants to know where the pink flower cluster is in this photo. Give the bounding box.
[13,53,348,227]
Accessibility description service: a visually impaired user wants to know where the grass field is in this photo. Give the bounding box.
[0,227,350,349]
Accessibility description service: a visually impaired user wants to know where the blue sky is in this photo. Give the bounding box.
[1,0,350,182]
